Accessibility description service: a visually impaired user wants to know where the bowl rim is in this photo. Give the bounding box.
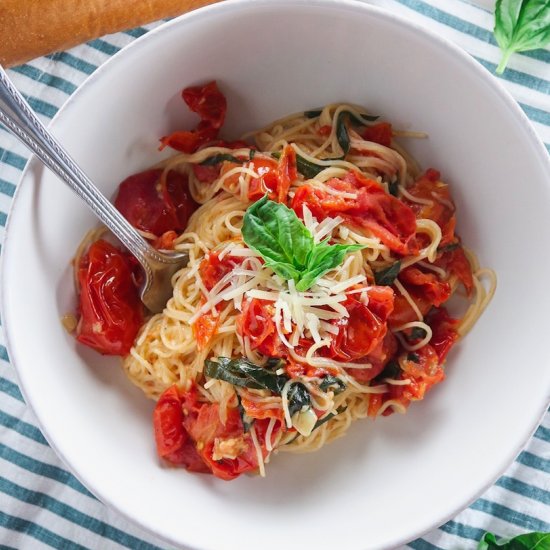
[2,0,550,548]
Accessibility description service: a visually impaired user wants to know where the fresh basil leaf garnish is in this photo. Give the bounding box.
[319,375,346,394]
[200,153,241,166]
[242,196,364,291]
[478,530,550,550]
[295,240,364,292]
[494,0,550,74]
[373,261,401,286]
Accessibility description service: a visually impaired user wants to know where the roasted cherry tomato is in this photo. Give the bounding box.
[237,298,285,357]
[193,307,220,351]
[361,122,393,147]
[292,170,418,255]
[114,169,198,236]
[199,251,243,291]
[389,266,451,328]
[153,385,210,473]
[247,145,298,203]
[76,239,143,356]
[160,81,227,153]
[426,307,459,361]
[163,386,276,480]
[405,169,456,246]
[435,245,474,295]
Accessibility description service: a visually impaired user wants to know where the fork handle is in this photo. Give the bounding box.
[0,65,175,275]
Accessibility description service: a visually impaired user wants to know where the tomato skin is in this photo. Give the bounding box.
[361,122,393,147]
[436,245,474,295]
[332,299,386,361]
[114,169,198,236]
[153,386,210,472]
[247,145,297,203]
[237,299,285,357]
[241,396,284,422]
[276,145,298,203]
[154,385,188,457]
[426,307,459,361]
[405,169,456,246]
[160,81,227,154]
[388,266,451,328]
[199,251,243,291]
[153,230,177,250]
[76,240,143,356]
[330,287,395,381]
[360,330,398,382]
[178,387,275,481]
[291,170,418,255]
[182,81,226,129]
[193,308,220,351]
[399,267,451,307]
[247,157,280,202]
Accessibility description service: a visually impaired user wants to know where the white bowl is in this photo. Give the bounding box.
[3,1,550,549]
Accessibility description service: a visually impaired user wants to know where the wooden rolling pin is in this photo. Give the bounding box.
[0,0,220,68]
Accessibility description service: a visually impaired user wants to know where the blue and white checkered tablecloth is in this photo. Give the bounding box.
[0,1,549,548]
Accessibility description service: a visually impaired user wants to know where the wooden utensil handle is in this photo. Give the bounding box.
[0,0,220,68]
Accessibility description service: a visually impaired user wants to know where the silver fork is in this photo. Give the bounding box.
[0,65,188,313]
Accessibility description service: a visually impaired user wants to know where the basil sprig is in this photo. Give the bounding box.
[242,196,364,291]
[494,0,550,74]
[478,530,550,549]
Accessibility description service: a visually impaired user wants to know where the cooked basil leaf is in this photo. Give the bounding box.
[376,360,401,381]
[242,197,364,291]
[374,261,401,286]
[236,395,253,433]
[304,109,323,118]
[438,242,460,254]
[407,353,420,363]
[335,112,351,156]
[478,531,550,550]
[287,382,311,418]
[388,180,399,197]
[200,153,241,166]
[206,357,314,423]
[273,150,328,179]
[313,406,347,430]
[205,356,288,394]
[249,149,256,159]
[409,327,427,340]
[296,155,328,178]
[494,0,550,74]
[319,375,346,394]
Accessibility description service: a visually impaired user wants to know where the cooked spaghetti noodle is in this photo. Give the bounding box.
[73,82,495,480]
